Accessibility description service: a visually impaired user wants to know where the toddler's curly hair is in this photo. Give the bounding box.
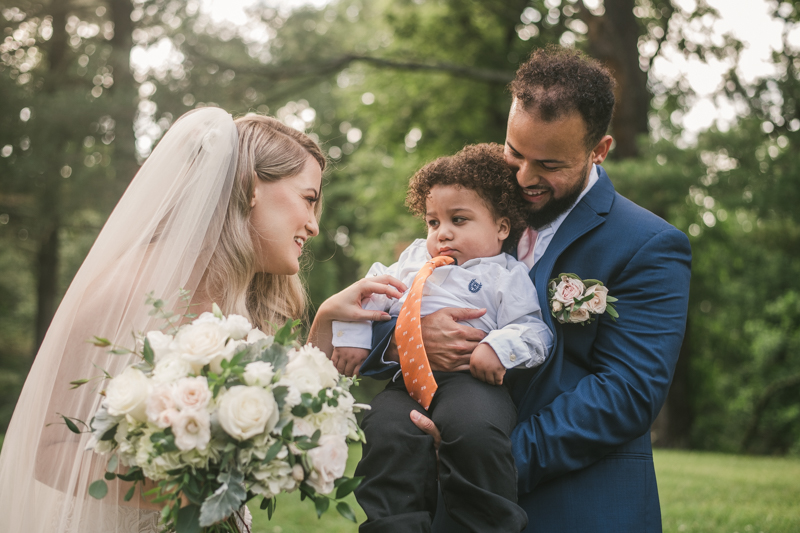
[405,143,527,253]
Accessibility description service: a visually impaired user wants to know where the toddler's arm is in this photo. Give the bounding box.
[482,263,554,370]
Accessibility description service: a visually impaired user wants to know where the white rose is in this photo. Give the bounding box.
[192,311,223,326]
[217,386,279,441]
[553,276,586,305]
[224,314,252,340]
[583,284,609,314]
[152,355,194,384]
[551,300,563,312]
[105,367,151,421]
[306,436,348,495]
[568,306,591,323]
[172,409,211,451]
[243,361,275,387]
[208,339,242,375]
[283,344,339,394]
[173,376,211,411]
[175,321,230,369]
[246,329,273,344]
[291,464,305,482]
[145,331,174,362]
[146,384,177,428]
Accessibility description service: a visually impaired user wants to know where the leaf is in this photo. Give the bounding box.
[606,306,619,319]
[291,405,309,417]
[335,476,363,499]
[107,454,118,472]
[268,496,277,519]
[262,440,284,464]
[314,495,330,518]
[259,344,290,373]
[274,319,301,345]
[69,378,91,389]
[337,501,357,523]
[142,338,155,365]
[88,479,108,499]
[606,295,619,303]
[104,471,117,480]
[272,386,289,411]
[294,439,318,451]
[198,470,247,527]
[260,497,270,510]
[61,415,81,434]
[176,504,201,533]
[281,419,294,440]
[123,484,136,502]
[91,336,112,347]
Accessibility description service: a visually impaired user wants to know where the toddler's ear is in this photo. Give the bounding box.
[497,217,511,241]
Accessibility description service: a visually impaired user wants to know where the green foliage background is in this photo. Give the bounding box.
[1,0,799,459]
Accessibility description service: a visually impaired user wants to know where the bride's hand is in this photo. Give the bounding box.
[308,274,407,357]
[317,274,407,323]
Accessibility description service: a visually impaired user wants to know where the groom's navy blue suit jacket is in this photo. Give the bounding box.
[361,166,692,532]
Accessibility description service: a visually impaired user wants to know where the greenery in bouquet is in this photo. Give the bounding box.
[64,291,366,533]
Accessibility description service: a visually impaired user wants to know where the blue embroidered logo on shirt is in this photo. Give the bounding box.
[468,279,482,293]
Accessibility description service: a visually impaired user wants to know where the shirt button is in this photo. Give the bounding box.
[336,331,344,337]
[510,353,516,362]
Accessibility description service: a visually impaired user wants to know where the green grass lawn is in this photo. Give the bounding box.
[655,449,800,533]
[250,447,800,533]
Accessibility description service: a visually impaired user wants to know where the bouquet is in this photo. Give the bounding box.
[548,273,619,325]
[65,291,365,532]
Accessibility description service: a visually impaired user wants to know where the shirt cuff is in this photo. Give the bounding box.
[331,320,373,349]
[482,328,533,369]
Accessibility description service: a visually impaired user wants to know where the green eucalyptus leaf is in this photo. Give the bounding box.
[88,479,108,499]
[142,338,155,365]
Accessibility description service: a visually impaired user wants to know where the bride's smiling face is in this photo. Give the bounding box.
[249,154,322,275]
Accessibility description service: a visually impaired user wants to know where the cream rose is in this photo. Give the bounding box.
[145,331,174,361]
[172,408,211,451]
[283,344,339,394]
[175,321,230,369]
[306,436,349,495]
[105,367,151,421]
[151,355,194,384]
[583,284,609,314]
[224,314,252,340]
[243,361,275,387]
[247,328,273,344]
[208,339,242,375]
[217,386,279,441]
[568,306,591,323]
[553,276,586,305]
[146,384,177,428]
[173,376,211,411]
[551,300,563,312]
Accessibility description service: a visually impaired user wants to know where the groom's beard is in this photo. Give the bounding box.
[523,160,591,230]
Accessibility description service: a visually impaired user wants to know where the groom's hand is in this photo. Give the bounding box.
[420,307,487,372]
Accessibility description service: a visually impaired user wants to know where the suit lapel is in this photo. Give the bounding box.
[530,167,616,334]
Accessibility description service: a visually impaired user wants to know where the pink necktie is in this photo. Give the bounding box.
[517,227,538,269]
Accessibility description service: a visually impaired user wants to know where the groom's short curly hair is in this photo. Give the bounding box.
[406,143,526,254]
[511,45,616,149]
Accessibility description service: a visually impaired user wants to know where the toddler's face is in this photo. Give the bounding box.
[424,184,510,265]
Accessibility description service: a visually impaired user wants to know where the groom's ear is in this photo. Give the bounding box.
[590,135,613,164]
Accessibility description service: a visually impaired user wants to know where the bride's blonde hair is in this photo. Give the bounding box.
[205,115,326,333]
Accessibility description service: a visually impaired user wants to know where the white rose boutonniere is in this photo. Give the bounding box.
[548,273,619,325]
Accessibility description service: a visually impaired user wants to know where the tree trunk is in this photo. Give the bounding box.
[581,0,650,159]
[107,0,137,185]
[34,0,69,351]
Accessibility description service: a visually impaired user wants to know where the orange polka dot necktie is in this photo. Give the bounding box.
[396,255,455,410]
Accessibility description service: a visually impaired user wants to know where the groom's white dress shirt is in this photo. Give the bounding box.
[517,164,599,268]
[331,239,553,370]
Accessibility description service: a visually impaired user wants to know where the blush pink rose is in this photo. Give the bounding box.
[553,276,586,305]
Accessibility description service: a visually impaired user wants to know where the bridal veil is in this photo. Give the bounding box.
[0,107,238,532]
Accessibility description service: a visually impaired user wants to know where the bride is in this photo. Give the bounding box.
[0,107,402,532]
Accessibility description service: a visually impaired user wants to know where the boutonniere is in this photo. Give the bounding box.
[548,273,619,325]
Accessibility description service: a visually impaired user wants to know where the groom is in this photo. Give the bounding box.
[360,45,691,532]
